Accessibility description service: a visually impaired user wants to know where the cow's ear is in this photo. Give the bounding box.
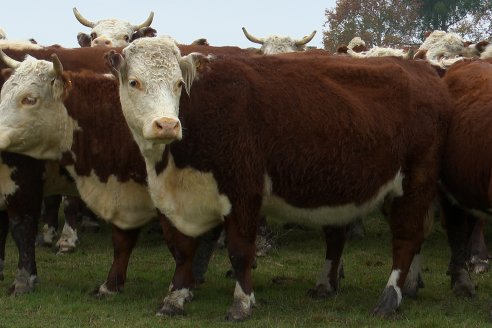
[178,52,211,95]
[105,50,126,80]
[476,40,490,53]
[77,33,91,47]
[0,68,13,82]
[336,45,348,54]
[130,27,157,42]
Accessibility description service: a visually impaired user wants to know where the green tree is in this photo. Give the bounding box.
[323,0,422,51]
[417,0,485,32]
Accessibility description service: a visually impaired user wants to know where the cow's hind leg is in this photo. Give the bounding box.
[373,153,439,316]
[96,224,140,296]
[36,195,61,247]
[440,194,476,297]
[157,214,197,316]
[0,211,8,281]
[467,217,489,274]
[308,225,346,298]
[55,196,81,254]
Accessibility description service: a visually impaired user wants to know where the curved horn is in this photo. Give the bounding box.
[133,11,154,30]
[242,27,264,45]
[73,7,95,28]
[0,49,20,69]
[295,30,317,46]
[51,54,64,77]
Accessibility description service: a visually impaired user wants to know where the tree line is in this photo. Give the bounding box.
[323,0,492,51]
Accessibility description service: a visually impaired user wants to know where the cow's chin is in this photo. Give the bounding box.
[0,130,12,151]
[145,135,181,145]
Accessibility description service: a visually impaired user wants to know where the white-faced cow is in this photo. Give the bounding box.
[0,45,250,295]
[73,7,156,48]
[106,36,450,320]
[242,27,316,54]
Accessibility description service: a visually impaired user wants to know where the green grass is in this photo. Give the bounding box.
[1,213,491,327]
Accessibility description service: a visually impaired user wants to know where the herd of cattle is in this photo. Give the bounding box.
[0,7,492,321]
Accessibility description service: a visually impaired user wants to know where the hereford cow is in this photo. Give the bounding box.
[242,27,316,54]
[0,45,253,295]
[105,37,450,320]
[73,7,156,48]
[440,59,492,299]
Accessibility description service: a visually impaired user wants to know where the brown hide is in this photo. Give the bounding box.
[163,53,450,237]
[60,72,146,184]
[442,59,492,209]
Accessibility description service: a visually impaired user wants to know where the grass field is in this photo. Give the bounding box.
[1,213,491,327]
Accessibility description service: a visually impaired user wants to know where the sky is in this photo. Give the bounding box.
[0,1,337,49]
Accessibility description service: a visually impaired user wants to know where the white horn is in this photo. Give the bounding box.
[73,7,95,28]
[242,27,264,45]
[133,11,154,30]
[0,49,20,69]
[295,31,317,46]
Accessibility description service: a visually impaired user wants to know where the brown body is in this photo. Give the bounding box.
[441,59,492,292]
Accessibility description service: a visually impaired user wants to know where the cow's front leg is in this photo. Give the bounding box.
[0,211,9,281]
[8,212,39,296]
[224,216,256,322]
[308,225,346,298]
[157,214,197,316]
[97,224,140,296]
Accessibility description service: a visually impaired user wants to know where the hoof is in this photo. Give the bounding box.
[156,302,186,317]
[373,286,400,317]
[402,273,424,298]
[56,244,76,254]
[469,257,489,274]
[226,303,252,322]
[92,282,118,298]
[255,235,272,257]
[307,284,335,299]
[35,225,57,247]
[8,269,37,296]
[452,269,476,298]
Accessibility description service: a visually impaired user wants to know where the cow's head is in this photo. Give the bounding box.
[242,27,316,55]
[73,7,155,48]
[0,51,72,160]
[106,37,208,154]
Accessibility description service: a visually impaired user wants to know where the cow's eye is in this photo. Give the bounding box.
[90,32,97,40]
[128,79,141,89]
[123,35,130,42]
[21,96,37,106]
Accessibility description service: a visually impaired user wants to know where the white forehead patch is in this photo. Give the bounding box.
[261,35,297,54]
[123,36,182,80]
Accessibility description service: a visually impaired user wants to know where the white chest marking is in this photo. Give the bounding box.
[261,170,404,226]
[146,155,231,238]
[0,158,18,209]
[66,166,156,229]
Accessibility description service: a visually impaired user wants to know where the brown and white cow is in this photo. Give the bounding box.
[439,59,492,298]
[242,27,316,54]
[106,36,450,320]
[73,7,156,48]
[0,45,250,295]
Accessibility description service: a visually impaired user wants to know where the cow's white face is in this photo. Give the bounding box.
[0,57,72,160]
[89,19,135,47]
[114,37,194,155]
[261,36,303,55]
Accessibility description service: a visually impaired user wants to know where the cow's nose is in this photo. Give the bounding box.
[152,118,181,139]
[92,37,112,47]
